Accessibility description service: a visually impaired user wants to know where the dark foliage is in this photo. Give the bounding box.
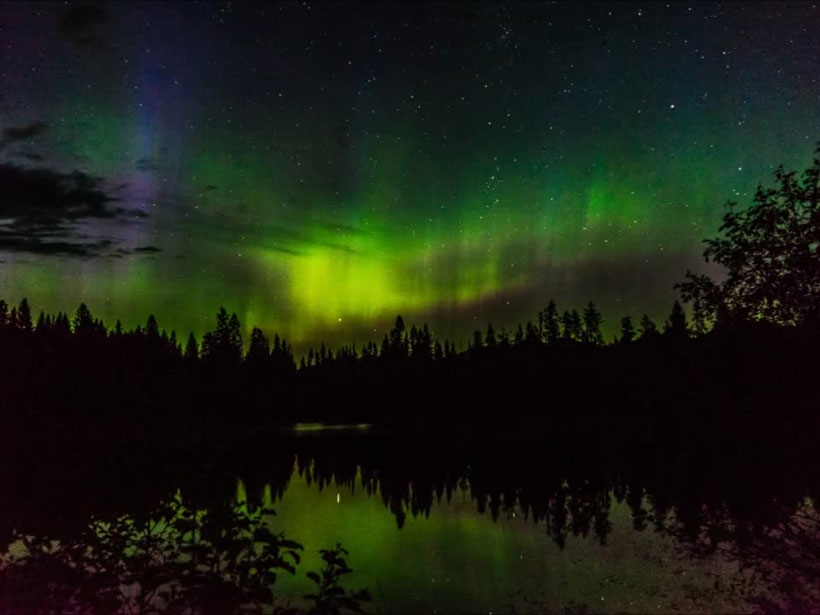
[0,489,368,614]
[678,142,820,327]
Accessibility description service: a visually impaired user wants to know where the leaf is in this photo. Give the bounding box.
[253,527,275,543]
[279,538,303,551]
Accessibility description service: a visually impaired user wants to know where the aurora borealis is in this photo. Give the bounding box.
[1,2,818,351]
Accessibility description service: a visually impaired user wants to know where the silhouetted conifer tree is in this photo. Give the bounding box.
[619,316,636,343]
[17,298,32,332]
[582,301,604,345]
[415,324,433,360]
[691,296,709,336]
[471,329,484,351]
[55,312,71,336]
[388,315,407,358]
[145,314,160,338]
[664,300,689,338]
[0,300,7,326]
[570,310,582,341]
[247,327,271,368]
[540,300,560,344]
[525,320,540,344]
[561,310,573,340]
[184,333,199,361]
[281,339,295,371]
[74,303,94,334]
[514,324,524,345]
[168,330,179,355]
[638,314,658,339]
[485,323,496,348]
[201,307,243,366]
[562,309,583,341]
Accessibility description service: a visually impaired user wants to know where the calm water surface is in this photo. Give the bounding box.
[3,421,816,613]
[267,464,749,613]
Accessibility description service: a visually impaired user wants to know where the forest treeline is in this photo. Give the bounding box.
[0,292,817,449]
[1,142,818,446]
[2,296,817,615]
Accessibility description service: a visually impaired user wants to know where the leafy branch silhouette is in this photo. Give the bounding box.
[1,491,368,615]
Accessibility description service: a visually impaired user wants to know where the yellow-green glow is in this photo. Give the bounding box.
[291,423,372,433]
[288,249,419,320]
[266,469,753,613]
[5,1,817,352]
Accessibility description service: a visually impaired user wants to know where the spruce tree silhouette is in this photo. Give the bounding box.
[582,301,604,345]
[638,314,658,339]
[145,314,160,338]
[16,298,32,332]
[619,315,636,343]
[246,326,271,368]
[562,309,582,341]
[664,300,689,339]
[201,307,243,366]
[484,323,497,348]
[184,332,199,361]
[386,315,407,359]
[540,300,561,344]
[73,302,94,333]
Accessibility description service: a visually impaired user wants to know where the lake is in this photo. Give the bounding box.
[1,423,817,613]
[266,460,752,613]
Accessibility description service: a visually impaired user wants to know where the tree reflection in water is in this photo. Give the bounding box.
[0,429,818,613]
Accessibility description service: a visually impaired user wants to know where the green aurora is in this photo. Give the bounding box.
[1,2,818,352]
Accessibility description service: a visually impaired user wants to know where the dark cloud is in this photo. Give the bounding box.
[266,245,302,256]
[17,152,45,162]
[0,232,112,257]
[114,245,162,257]
[0,164,112,218]
[1,121,47,145]
[136,157,159,172]
[315,220,365,235]
[203,184,218,191]
[125,208,150,219]
[262,221,359,255]
[61,4,107,34]
[0,163,146,257]
[61,4,107,47]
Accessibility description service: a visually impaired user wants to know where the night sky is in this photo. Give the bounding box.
[1,1,818,352]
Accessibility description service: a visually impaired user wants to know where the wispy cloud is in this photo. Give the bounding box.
[1,121,47,145]
[0,163,152,257]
